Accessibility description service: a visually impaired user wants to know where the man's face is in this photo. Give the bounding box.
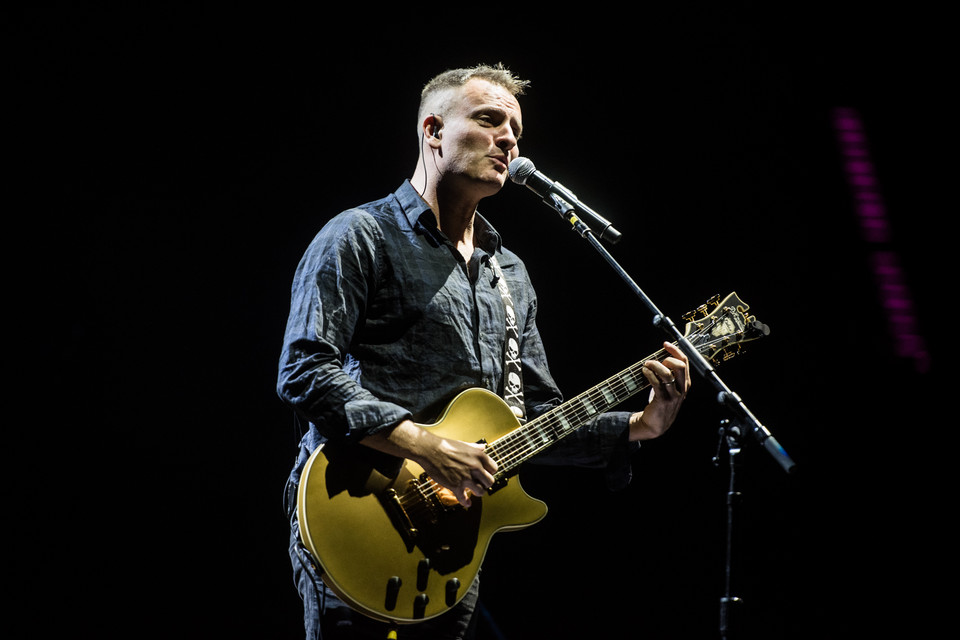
[436,78,523,197]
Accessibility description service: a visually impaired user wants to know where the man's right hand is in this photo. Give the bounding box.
[361,419,498,507]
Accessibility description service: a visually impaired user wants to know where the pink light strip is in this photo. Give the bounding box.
[833,107,930,374]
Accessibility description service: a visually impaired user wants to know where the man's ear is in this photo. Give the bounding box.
[426,113,443,144]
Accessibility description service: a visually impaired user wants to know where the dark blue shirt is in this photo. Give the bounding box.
[278,181,637,488]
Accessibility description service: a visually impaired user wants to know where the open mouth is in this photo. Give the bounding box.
[490,155,509,171]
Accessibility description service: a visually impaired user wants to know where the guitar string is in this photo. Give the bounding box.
[407,332,728,505]
[401,354,661,507]
[406,356,660,505]
[407,351,665,503]
[490,356,658,471]
[488,321,735,478]
[405,319,736,504]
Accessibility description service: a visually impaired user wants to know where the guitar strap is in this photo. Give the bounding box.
[489,255,526,423]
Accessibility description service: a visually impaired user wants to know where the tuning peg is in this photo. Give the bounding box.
[683,294,722,322]
[682,306,704,322]
[720,345,742,361]
[750,320,771,337]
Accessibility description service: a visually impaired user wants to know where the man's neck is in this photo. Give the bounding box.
[427,200,474,263]
[414,175,482,257]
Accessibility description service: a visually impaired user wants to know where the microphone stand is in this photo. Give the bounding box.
[540,192,797,638]
[715,420,744,640]
[541,193,796,473]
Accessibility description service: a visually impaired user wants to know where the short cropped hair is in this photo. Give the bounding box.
[417,63,530,128]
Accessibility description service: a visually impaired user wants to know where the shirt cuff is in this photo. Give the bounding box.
[343,397,413,441]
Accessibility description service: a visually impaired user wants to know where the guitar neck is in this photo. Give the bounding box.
[483,292,763,480]
[487,351,663,476]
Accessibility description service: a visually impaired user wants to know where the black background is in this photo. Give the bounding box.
[10,4,948,639]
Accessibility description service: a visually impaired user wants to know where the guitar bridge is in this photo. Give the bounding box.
[382,474,459,546]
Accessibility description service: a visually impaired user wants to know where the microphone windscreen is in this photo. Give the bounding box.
[508,157,536,185]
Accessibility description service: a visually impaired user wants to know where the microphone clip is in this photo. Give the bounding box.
[546,194,592,239]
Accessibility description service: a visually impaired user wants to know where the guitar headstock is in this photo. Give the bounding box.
[682,292,770,364]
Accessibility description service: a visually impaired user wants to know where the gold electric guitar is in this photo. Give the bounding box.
[297,292,768,624]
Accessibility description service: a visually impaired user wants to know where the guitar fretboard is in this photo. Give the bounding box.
[483,295,756,479]
[487,353,662,476]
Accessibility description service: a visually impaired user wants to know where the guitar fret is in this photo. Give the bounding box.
[487,445,505,469]
[518,430,536,449]
[535,429,551,447]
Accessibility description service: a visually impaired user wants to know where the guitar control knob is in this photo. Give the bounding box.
[413,593,429,619]
[445,578,461,606]
[384,576,402,611]
[417,559,431,591]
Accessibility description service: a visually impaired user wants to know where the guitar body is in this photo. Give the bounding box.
[297,387,549,624]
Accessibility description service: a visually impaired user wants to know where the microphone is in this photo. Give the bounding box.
[508,157,622,244]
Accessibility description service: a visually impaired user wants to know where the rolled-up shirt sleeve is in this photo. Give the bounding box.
[277,209,411,443]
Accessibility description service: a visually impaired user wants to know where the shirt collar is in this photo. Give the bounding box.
[395,180,503,255]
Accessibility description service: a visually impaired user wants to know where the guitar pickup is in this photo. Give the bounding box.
[382,488,419,544]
